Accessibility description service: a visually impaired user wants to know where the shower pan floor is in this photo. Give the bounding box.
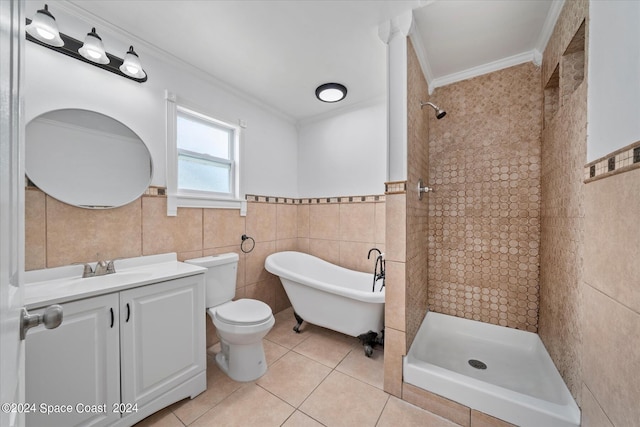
[403,312,580,427]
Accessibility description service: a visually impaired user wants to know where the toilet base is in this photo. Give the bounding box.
[215,340,268,382]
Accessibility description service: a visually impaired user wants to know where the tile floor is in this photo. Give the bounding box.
[134,307,459,427]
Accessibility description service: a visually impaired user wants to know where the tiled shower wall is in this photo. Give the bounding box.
[538,0,588,403]
[405,39,431,346]
[382,38,431,398]
[427,63,543,332]
[25,188,384,346]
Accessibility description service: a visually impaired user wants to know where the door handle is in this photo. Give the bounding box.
[20,305,63,340]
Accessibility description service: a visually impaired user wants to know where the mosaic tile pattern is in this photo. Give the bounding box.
[538,0,588,403]
[427,62,542,332]
[406,38,431,347]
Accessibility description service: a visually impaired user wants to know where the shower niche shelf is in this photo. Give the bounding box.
[543,19,586,128]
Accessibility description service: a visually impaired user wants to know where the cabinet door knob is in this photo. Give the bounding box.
[126,303,131,322]
[110,308,114,328]
[20,305,63,340]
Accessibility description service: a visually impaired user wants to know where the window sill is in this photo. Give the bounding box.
[167,193,247,216]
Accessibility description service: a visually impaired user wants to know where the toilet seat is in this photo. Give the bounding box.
[214,299,272,326]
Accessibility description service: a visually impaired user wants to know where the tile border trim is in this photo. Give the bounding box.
[25,184,385,205]
[245,194,385,204]
[584,140,640,183]
[385,181,407,194]
[143,186,166,196]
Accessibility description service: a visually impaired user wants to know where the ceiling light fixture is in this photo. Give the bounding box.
[25,4,64,47]
[315,83,347,103]
[78,28,109,64]
[25,4,147,83]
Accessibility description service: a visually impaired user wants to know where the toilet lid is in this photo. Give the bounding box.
[214,299,272,326]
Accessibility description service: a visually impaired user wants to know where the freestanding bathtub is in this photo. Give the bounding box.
[404,312,580,427]
[264,251,384,345]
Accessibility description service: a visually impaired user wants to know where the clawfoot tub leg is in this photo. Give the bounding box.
[293,312,304,333]
[358,330,384,357]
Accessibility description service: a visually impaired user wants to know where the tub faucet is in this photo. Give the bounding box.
[368,248,385,292]
[367,248,381,259]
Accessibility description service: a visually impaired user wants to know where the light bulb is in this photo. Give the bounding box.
[319,88,343,102]
[36,27,55,40]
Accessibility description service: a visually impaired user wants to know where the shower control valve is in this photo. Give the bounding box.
[418,179,433,200]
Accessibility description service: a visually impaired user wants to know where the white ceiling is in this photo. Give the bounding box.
[57,0,560,122]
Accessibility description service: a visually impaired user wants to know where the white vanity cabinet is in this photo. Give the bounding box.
[25,266,206,427]
[26,293,121,427]
[119,276,205,412]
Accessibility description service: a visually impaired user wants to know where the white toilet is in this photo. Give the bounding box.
[185,253,275,382]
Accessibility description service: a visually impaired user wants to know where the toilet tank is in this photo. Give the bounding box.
[184,253,239,308]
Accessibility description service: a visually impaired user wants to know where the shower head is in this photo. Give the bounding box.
[420,101,447,119]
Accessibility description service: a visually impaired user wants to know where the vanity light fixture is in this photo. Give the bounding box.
[119,46,146,79]
[25,4,64,47]
[315,83,347,103]
[25,4,147,83]
[78,28,109,64]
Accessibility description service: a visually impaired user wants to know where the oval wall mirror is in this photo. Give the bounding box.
[26,109,152,209]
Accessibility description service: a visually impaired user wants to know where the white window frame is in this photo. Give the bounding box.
[166,90,246,216]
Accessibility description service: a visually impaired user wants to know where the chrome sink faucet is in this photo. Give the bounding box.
[94,260,109,276]
[76,260,117,278]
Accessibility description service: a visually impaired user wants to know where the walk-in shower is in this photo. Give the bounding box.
[420,101,446,119]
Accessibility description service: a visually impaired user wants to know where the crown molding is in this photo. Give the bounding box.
[55,1,296,124]
[535,0,566,55]
[430,50,537,90]
[408,20,435,94]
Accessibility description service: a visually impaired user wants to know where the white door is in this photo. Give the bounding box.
[0,1,25,427]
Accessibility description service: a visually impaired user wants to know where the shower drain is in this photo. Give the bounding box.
[468,359,487,370]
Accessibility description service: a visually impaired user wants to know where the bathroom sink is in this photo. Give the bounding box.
[87,270,152,284]
[24,253,207,309]
[58,270,153,287]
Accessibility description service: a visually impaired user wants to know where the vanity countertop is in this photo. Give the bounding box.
[25,253,206,309]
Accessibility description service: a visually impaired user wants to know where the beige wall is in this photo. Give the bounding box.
[299,200,385,274]
[538,0,588,403]
[427,62,542,332]
[582,169,640,427]
[25,188,384,347]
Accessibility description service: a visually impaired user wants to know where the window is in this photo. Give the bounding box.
[177,108,234,195]
[166,91,244,215]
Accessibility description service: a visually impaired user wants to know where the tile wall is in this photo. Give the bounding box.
[538,0,588,403]
[383,38,431,398]
[581,165,640,427]
[539,1,640,424]
[25,188,385,348]
[427,62,543,332]
[405,38,431,345]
